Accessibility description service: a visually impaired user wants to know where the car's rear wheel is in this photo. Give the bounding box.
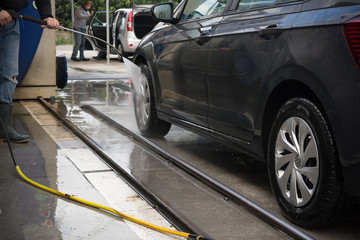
[133,64,171,137]
[117,43,128,62]
[268,98,351,227]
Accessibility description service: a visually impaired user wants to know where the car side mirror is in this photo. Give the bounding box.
[151,3,175,23]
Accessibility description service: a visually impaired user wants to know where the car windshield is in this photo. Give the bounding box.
[180,0,228,20]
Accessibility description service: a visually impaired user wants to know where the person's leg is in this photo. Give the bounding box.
[71,27,81,60]
[0,20,30,143]
[0,21,19,104]
[79,28,88,60]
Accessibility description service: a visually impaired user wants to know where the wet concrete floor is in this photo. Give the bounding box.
[53,52,360,238]
[1,46,359,239]
[1,100,191,240]
[54,81,287,239]
[55,50,359,240]
[0,103,143,240]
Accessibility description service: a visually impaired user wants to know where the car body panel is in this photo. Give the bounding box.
[272,5,360,195]
[207,1,303,142]
[154,17,224,127]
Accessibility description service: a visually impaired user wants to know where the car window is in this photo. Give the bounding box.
[181,0,229,21]
[118,12,126,32]
[238,0,294,10]
[92,11,114,27]
[115,12,122,30]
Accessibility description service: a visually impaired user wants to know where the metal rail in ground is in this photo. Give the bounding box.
[37,97,202,238]
[39,97,314,240]
[81,104,315,240]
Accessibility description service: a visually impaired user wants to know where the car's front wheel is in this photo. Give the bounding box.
[268,98,351,228]
[133,63,171,137]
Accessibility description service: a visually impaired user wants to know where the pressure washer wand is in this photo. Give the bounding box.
[7,10,122,56]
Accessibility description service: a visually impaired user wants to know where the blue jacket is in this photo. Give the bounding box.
[0,0,53,19]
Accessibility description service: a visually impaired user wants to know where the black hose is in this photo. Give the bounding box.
[0,119,17,167]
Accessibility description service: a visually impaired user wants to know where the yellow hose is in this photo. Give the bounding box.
[15,166,209,240]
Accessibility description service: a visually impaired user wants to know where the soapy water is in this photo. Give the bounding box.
[123,58,142,95]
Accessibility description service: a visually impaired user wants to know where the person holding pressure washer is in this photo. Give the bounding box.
[71,1,94,61]
[0,0,59,143]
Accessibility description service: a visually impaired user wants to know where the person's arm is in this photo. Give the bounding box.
[34,0,59,29]
[34,0,53,19]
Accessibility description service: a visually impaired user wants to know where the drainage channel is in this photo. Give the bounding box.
[37,97,199,238]
[39,97,314,240]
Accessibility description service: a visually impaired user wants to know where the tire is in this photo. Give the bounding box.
[133,64,171,137]
[268,98,351,228]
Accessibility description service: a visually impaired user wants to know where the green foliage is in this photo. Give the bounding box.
[56,31,73,45]
[55,0,181,28]
[55,0,133,28]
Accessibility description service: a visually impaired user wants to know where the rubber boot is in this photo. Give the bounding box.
[0,103,30,143]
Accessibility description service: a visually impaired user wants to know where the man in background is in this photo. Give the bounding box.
[71,1,94,61]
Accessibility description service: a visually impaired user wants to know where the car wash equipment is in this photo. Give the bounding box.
[2,12,212,240]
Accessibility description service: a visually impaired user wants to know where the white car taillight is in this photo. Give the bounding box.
[127,11,133,32]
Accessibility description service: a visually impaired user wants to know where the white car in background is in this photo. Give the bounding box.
[86,8,140,61]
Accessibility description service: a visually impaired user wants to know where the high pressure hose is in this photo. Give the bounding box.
[2,11,212,240]
[0,119,211,240]
[0,118,210,240]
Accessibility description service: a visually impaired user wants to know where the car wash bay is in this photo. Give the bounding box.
[0,46,359,240]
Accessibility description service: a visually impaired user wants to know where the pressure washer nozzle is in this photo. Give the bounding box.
[188,234,214,240]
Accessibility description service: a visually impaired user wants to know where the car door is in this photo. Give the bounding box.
[116,11,129,48]
[88,11,114,49]
[112,10,122,45]
[207,0,304,141]
[155,0,231,127]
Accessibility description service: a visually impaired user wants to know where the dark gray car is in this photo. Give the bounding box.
[132,0,360,228]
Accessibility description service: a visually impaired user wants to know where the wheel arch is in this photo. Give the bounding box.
[260,65,336,164]
[133,53,147,66]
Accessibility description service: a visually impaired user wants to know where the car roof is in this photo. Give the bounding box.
[115,8,132,13]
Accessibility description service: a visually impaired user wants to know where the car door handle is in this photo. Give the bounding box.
[259,25,283,39]
[195,35,210,46]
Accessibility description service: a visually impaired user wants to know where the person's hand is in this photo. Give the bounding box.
[42,17,59,29]
[0,10,12,26]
